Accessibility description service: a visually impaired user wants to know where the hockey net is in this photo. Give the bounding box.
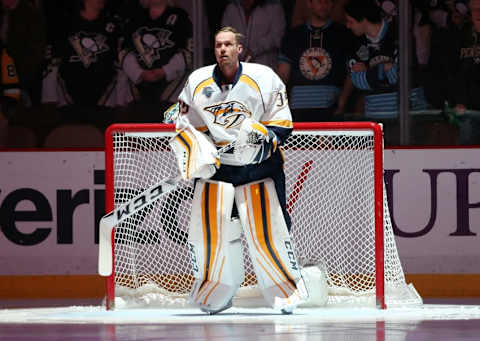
[102,122,422,310]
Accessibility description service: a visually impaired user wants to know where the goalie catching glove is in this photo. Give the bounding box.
[234,118,278,165]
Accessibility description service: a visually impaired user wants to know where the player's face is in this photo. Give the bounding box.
[308,0,334,21]
[214,31,242,68]
[345,15,364,36]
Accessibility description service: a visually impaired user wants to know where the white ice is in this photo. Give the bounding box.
[1,304,480,325]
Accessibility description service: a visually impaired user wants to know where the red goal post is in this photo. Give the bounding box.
[101,122,422,310]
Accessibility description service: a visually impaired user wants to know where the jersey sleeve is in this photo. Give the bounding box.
[176,78,208,132]
[260,72,293,145]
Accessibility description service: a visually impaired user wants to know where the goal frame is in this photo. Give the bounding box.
[103,122,386,310]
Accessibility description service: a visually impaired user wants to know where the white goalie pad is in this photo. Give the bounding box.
[188,180,245,313]
[169,120,220,180]
[299,264,328,307]
[234,178,308,311]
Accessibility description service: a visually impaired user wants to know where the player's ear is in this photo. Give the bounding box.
[237,43,243,54]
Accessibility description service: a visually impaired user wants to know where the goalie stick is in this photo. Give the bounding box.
[98,141,236,276]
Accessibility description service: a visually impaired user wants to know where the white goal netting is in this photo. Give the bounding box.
[105,123,422,309]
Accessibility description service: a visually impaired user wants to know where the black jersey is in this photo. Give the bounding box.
[55,13,121,106]
[451,25,480,110]
[348,19,398,94]
[279,21,354,109]
[348,19,427,117]
[124,6,192,70]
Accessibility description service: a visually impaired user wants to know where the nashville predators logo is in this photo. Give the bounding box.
[204,101,251,128]
[299,47,332,80]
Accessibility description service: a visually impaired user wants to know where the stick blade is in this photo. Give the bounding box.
[98,214,115,276]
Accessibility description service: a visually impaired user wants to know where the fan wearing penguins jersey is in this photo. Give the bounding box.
[345,0,428,119]
[121,0,192,121]
[173,26,308,315]
[277,0,356,122]
[42,0,122,130]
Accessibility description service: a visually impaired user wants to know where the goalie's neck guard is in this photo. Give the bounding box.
[213,63,243,89]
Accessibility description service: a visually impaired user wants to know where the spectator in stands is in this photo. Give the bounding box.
[121,0,192,122]
[291,0,348,27]
[418,0,470,109]
[0,0,46,106]
[447,0,480,144]
[277,0,355,122]
[41,0,122,131]
[221,0,285,69]
[0,40,20,147]
[344,0,428,120]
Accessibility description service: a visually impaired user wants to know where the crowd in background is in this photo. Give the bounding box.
[0,0,479,148]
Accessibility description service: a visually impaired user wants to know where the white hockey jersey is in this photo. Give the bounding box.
[177,62,293,151]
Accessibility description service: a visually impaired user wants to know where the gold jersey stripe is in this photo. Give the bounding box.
[261,120,293,129]
[239,74,261,93]
[175,131,193,178]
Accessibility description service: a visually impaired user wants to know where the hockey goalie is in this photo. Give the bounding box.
[167,27,320,315]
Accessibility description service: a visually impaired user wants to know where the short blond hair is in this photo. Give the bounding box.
[215,26,244,45]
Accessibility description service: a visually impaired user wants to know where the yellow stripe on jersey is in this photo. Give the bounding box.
[239,75,261,94]
[261,120,293,129]
[193,77,215,97]
[177,126,208,133]
[251,121,268,135]
[175,131,194,178]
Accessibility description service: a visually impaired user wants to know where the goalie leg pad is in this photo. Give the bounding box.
[234,178,308,312]
[188,180,245,313]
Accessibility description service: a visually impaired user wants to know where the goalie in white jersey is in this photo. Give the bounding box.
[169,26,309,315]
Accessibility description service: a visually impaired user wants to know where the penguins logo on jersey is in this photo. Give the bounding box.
[69,32,110,68]
[205,101,251,129]
[299,47,332,80]
[133,27,175,68]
